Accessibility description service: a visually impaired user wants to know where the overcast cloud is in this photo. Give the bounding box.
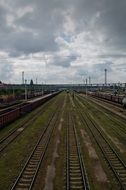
[0,0,126,84]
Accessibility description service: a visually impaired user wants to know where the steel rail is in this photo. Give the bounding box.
[0,97,55,154]
[75,96,126,190]
[10,105,60,190]
[66,109,90,190]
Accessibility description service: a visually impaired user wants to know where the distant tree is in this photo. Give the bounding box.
[30,79,34,86]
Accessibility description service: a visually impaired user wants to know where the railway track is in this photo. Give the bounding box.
[10,105,60,190]
[77,94,126,146]
[78,94,126,121]
[0,97,57,154]
[75,96,126,190]
[0,111,44,154]
[66,112,90,190]
[90,95,123,108]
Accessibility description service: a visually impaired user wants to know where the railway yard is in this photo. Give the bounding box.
[1,1,126,190]
[0,91,126,190]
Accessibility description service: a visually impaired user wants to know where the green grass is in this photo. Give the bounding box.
[73,96,120,189]
[53,97,67,190]
[32,93,66,190]
[0,93,64,190]
[0,96,57,140]
[76,95,126,159]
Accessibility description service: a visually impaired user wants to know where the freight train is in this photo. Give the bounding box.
[87,91,126,108]
[0,91,51,104]
[0,92,59,129]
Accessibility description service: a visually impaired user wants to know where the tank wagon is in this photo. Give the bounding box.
[122,97,126,108]
[0,92,59,129]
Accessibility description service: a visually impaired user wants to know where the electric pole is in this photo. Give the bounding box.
[41,82,43,96]
[89,76,91,85]
[25,79,27,101]
[86,78,88,96]
[104,69,107,86]
[22,71,24,85]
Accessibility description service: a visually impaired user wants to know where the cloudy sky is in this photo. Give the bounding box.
[0,0,126,84]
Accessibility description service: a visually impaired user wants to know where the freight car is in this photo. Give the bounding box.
[0,108,20,127]
[0,92,45,105]
[88,91,126,108]
[0,92,59,129]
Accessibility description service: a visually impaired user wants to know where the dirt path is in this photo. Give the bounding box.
[44,138,60,190]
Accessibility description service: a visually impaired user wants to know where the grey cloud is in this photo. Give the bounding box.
[49,55,77,68]
[93,61,113,72]
[0,0,126,54]
[114,63,126,71]
[99,53,126,59]
[0,60,13,82]
[76,61,113,82]
[76,67,88,77]
[96,1,126,48]
[0,0,65,55]
[0,0,126,83]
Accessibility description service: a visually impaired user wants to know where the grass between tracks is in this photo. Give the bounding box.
[1,92,125,190]
[53,94,68,190]
[55,93,112,190]
[0,93,63,190]
[0,97,57,140]
[77,95,126,160]
[33,92,66,190]
[72,94,118,190]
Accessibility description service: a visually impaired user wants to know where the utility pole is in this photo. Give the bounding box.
[89,76,91,92]
[82,76,84,92]
[22,71,24,85]
[13,85,15,97]
[104,69,107,86]
[41,82,43,96]
[89,76,91,85]
[86,78,88,96]
[25,79,27,101]
[36,78,37,93]
[125,83,126,96]
[83,77,85,93]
